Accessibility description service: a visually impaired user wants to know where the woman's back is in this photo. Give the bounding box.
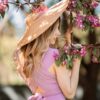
[28,47,65,100]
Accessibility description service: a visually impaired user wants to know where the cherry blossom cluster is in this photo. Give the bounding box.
[75,14,100,29]
[0,0,8,13]
[32,4,48,13]
[53,44,100,69]
[67,0,100,29]
[1,0,100,30]
[67,0,99,11]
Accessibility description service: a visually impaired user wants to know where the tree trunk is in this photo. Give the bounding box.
[79,31,100,100]
[83,64,99,100]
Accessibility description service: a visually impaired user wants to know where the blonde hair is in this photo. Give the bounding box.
[13,18,63,81]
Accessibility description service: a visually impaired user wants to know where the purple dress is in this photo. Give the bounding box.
[27,47,65,100]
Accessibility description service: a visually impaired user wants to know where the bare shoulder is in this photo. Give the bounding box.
[48,47,71,77]
[48,47,59,75]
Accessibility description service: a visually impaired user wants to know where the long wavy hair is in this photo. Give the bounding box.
[13,18,63,81]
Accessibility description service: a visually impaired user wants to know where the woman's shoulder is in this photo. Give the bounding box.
[48,47,59,57]
[42,47,59,61]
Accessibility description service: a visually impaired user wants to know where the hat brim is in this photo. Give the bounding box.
[17,0,69,49]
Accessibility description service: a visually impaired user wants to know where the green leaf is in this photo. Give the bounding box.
[77,0,82,10]
[66,55,73,69]
[67,55,71,61]
[55,59,61,67]
[93,48,97,56]
[69,61,73,69]
[83,8,88,14]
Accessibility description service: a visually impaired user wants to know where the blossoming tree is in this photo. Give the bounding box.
[0,0,100,100]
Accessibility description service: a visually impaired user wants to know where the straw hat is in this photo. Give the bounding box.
[17,0,70,49]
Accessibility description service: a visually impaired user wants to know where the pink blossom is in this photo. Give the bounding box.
[64,45,69,53]
[0,0,8,13]
[87,15,100,27]
[91,1,99,8]
[53,52,59,60]
[71,0,77,7]
[72,49,79,55]
[32,5,48,13]
[62,60,67,65]
[80,46,87,57]
[75,14,85,29]
[67,0,77,11]
[83,3,89,8]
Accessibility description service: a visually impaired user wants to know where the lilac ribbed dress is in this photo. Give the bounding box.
[27,47,65,100]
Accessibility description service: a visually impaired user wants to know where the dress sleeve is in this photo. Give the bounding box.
[52,48,60,61]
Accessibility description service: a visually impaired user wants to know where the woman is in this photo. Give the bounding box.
[13,0,81,100]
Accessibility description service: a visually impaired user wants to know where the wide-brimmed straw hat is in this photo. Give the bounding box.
[17,0,70,49]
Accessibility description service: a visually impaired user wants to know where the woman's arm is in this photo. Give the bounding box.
[69,58,81,96]
[53,58,81,99]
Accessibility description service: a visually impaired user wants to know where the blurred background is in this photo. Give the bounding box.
[0,0,100,100]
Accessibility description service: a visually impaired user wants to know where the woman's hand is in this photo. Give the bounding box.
[72,57,82,68]
[53,56,82,99]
